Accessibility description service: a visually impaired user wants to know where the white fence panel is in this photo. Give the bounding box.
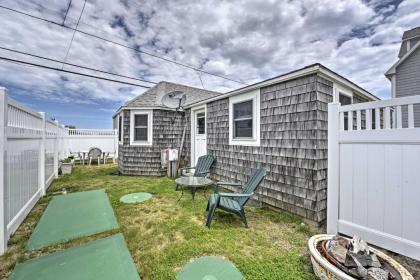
[45,119,58,187]
[67,129,117,157]
[0,87,119,255]
[328,95,420,261]
[0,88,47,254]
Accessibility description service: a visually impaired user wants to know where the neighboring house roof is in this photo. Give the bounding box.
[123,81,222,109]
[398,27,420,58]
[385,40,420,79]
[186,63,379,108]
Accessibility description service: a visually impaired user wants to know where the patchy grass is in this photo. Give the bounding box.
[0,164,319,280]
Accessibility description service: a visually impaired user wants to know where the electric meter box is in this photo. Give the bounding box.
[168,149,178,161]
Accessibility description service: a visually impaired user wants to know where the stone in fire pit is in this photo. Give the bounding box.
[326,235,397,279]
[307,234,415,280]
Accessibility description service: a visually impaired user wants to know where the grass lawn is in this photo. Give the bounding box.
[0,164,319,280]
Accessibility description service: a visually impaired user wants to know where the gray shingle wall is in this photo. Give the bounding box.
[206,74,333,223]
[396,46,420,97]
[396,46,420,127]
[118,109,190,175]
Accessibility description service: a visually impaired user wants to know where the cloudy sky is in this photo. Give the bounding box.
[0,0,418,128]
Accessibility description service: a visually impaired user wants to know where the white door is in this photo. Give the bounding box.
[192,108,207,165]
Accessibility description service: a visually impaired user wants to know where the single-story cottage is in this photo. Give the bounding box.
[113,63,379,225]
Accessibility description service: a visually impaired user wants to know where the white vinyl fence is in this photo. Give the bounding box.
[67,129,118,157]
[327,95,420,261]
[0,87,118,254]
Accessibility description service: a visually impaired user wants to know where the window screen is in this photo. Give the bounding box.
[196,112,205,135]
[339,94,352,130]
[134,114,148,141]
[233,100,253,138]
[339,93,352,105]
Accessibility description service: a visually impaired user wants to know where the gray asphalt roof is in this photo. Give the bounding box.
[124,81,222,108]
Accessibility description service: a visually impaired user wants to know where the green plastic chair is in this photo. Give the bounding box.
[177,155,215,190]
[206,167,267,228]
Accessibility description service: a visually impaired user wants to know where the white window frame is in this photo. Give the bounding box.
[333,83,353,104]
[190,104,207,165]
[118,113,123,145]
[130,109,153,146]
[229,89,260,146]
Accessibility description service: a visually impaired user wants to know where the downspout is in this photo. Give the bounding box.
[391,74,397,98]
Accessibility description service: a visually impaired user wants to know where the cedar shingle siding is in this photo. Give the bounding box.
[118,109,190,176]
[115,72,372,224]
[207,74,332,223]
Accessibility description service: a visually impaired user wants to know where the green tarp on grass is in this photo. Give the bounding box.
[27,189,118,250]
[10,234,140,280]
[120,192,152,203]
[178,256,243,280]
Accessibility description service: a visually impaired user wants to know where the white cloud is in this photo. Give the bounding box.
[0,0,418,110]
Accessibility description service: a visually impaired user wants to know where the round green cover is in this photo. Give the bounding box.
[120,192,152,204]
[178,256,243,280]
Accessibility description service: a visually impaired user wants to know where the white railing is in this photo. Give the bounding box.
[0,87,118,255]
[327,95,420,261]
[68,129,116,136]
[66,129,118,156]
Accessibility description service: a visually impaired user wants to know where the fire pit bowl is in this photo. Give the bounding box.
[308,234,414,280]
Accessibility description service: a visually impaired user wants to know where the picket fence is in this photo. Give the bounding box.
[0,88,117,254]
[327,95,420,261]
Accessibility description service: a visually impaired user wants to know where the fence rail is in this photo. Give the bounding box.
[0,88,118,255]
[328,95,420,261]
[68,129,117,136]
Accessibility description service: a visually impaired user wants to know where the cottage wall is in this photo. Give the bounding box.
[206,74,333,224]
[118,109,190,176]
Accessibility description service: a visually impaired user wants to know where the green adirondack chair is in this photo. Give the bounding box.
[206,167,267,228]
[176,155,215,190]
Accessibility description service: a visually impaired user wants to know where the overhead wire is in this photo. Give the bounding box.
[0,46,157,84]
[0,55,152,88]
[61,0,86,69]
[0,4,247,85]
[195,70,205,89]
[62,0,73,25]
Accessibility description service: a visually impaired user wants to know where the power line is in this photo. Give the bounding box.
[62,0,86,69]
[0,55,151,88]
[62,0,73,25]
[0,46,157,84]
[0,4,247,85]
[195,70,205,89]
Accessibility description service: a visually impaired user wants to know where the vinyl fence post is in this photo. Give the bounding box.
[114,129,118,161]
[327,102,340,234]
[39,112,46,196]
[0,88,8,254]
[54,120,59,178]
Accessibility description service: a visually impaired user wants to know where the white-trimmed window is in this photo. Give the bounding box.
[229,89,260,146]
[130,110,153,146]
[334,84,353,130]
[333,83,353,104]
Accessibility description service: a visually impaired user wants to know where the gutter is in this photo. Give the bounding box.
[186,63,379,109]
[112,105,178,117]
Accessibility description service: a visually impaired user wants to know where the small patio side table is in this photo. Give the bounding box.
[175,177,213,202]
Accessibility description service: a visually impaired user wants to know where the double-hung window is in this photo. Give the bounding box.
[229,89,260,146]
[130,110,153,146]
[233,100,253,138]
